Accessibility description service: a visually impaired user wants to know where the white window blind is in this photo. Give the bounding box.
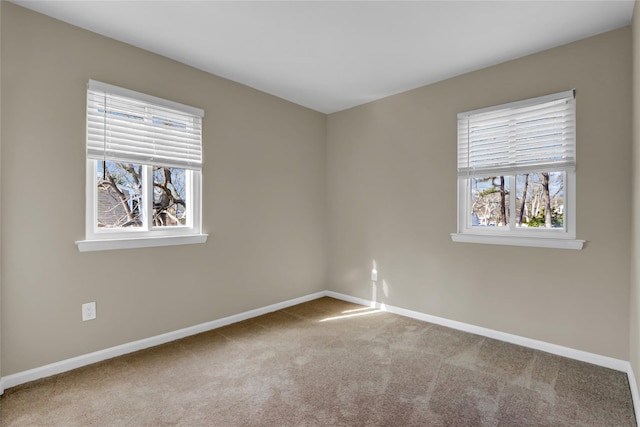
[457,90,575,177]
[87,80,204,170]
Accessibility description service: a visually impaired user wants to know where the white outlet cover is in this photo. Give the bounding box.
[82,302,96,321]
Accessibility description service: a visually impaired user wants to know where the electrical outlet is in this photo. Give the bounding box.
[82,302,96,321]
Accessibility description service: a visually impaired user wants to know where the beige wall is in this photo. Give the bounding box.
[0,0,3,382]
[0,3,326,375]
[632,0,640,388]
[327,28,632,359]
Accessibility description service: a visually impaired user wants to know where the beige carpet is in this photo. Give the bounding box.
[0,297,636,426]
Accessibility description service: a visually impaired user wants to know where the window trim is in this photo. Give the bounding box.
[76,234,208,253]
[450,233,584,250]
[457,170,576,238]
[77,160,207,252]
[452,90,584,250]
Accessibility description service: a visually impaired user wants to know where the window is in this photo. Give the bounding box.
[451,90,584,250]
[76,80,207,252]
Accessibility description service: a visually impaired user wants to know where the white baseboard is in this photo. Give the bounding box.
[2,288,639,423]
[326,290,629,371]
[627,363,640,423]
[0,291,326,393]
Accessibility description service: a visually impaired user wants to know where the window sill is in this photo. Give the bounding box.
[76,234,208,252]
[450,233,584,250]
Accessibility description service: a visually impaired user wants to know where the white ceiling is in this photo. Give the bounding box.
[12,0,635,114]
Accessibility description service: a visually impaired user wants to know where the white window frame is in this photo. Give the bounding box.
[451,90,584,250]
[76,81,207,252]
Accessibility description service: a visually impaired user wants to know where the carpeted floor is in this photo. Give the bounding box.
[0,297,636,426]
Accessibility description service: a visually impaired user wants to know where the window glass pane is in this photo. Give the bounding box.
[153,167,187,227]
[97,161,143,228]
[470,176,510,227]
[152,116,187,129]
[515,172,564,229]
